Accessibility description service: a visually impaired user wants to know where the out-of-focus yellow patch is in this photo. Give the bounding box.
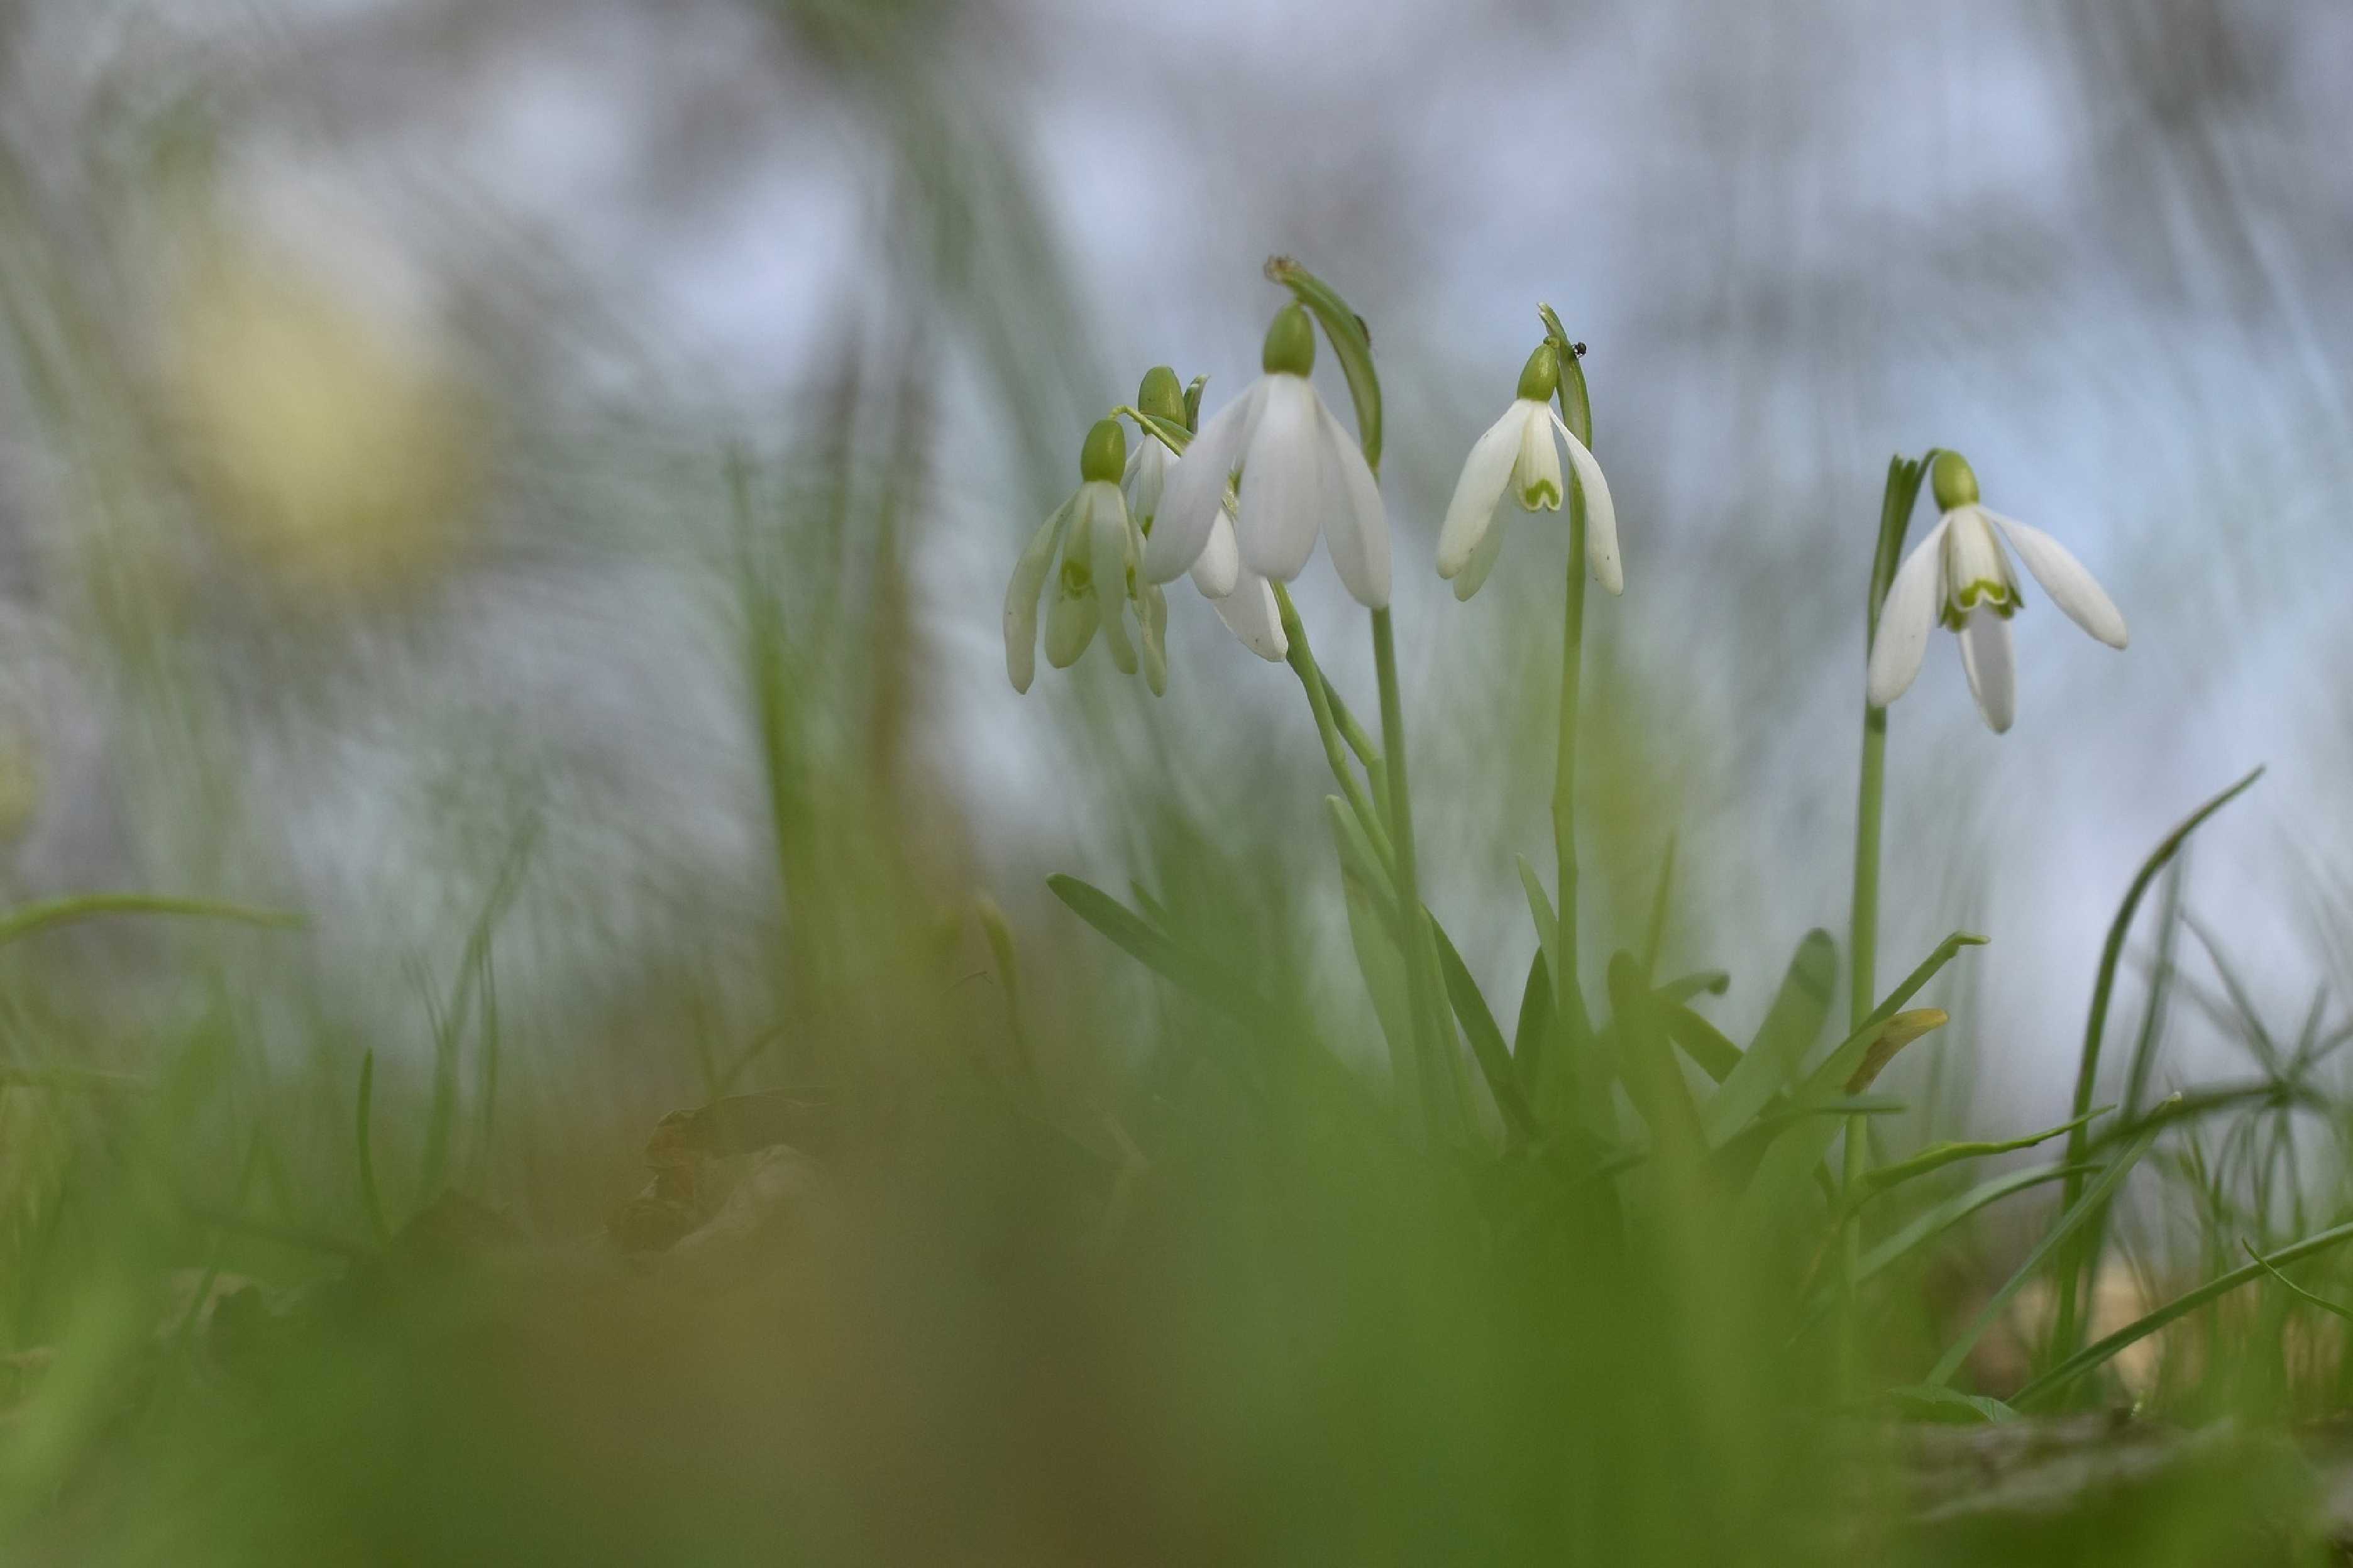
[170,250,481,600]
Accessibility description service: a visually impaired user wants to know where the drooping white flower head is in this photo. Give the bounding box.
[1435,341,1621,602]
[1865,451,2128,733]
[1005,418,1164,694]
[1140,304,1389,610]
[1123,366,1287,664]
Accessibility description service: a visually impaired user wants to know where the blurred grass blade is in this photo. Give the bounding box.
[1511,949,1551,1095]
[2241,1239,2353,1324]
[1656,970,1731,1005]
[1860,1162,2101,1288]
[1047,874,1260,1021]
[2017,1220,2353,1409]
[1865,1107,2112,1194]
[1515,855,1563,1011]
[1608,952,1706,1162]
[1702,929,1835,1146]
[1926,1121,2164,1388]
[0,894,302,948]
[1431,923,1540,1139]
[1663,1004,1742,1085]
[2055,767,2262,1351]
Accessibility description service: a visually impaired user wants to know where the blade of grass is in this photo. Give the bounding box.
[2016,1220,2353,1408]
[2053,766,2262,1356]
[0,894,301,947]
[1864,1107,2112,1194]
[1926,1120,2165,1388]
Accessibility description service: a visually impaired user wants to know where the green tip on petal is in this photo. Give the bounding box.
[1515,341,1560,403]
[1931,449,1980,510]
[1079,418,1127,484]
[1137,366,1186,427]
[1261,303,1316,377]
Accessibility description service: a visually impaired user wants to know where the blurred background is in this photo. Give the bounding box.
[1,0,2349,1171]
[7,1,2353,1560]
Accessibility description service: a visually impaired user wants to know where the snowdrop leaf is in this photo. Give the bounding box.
[1431,921,1541,1140]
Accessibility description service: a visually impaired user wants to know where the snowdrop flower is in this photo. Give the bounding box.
[1140,305,1389,609]
[1866,451,2128,733]
[1123,366,1289,665]
[1005,419,1161,694]
[1436,342,1620,601]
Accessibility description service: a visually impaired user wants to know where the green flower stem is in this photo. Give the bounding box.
[1544,324,1598,1089]
[1275,584,1394,874]
[1843,453,1930,1396]
[1372,603,1459,1142]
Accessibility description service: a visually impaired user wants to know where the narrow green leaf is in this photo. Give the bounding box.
[1431,923,1540,1139]
[1865,1107,2112,1194]
[1511,948,1551,1094]
[2241,1238,2353,1324]
[1733,933,1985,1214]
[1656,970,1731,1005]
[1046,874,1255,1020]
[1926,1122,2164,1388]
[1609,952,1706,1162]
[1663,1004,1743,1085]
[2058,772,2262,1240]
[2016,1219,2353,1409]
[1516,855,1564,1011]
[0,894,302,948]
[1702,929,1836,1146]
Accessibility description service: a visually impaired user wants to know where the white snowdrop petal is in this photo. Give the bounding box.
[1188,509,1242,599]
[1865,517,1951,708]
[1987,512,2129,650]
[1450,504,1510,601]
[1551,409,1622,596]
[1235,375,1323,582]
[1086,483,1138,675]
[1957,603,2017,734]
[1211,572,1289,661]
[1145,381,1262,584]
[1315,400,1390,608]
[1002,498,1071,694]
[1436,405,1525,579]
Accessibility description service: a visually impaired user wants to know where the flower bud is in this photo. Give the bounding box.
[1137,366,1186,429]
[1514,341,1560,403]
[1930,449,1980,510]
[1079,418,1127,485]
[1260,304,1316,377]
